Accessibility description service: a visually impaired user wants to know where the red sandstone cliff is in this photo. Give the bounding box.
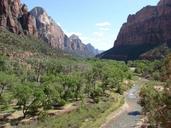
[99,0,171,60]
[0,0,37,36]
[115,0,171,47]
[0,1,99,57]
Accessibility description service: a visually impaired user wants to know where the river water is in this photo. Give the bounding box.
[103,85,142,128]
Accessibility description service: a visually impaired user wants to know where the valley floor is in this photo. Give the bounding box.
[16,94,124,128]
[1,78,146,128]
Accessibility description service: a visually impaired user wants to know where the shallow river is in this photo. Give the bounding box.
[103,84,143,128]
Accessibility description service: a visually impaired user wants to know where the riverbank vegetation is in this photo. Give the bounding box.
[139,54,171,128]
[128,60,163,80]
[0,31,132,127]
[2,30,170,128]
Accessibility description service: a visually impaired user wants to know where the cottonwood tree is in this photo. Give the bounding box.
[0,72,16,97]
[14,83,45,118]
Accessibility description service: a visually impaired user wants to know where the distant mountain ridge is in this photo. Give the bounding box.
[0,0,99,57]
[63,34,100,57]
[98,0,171,60]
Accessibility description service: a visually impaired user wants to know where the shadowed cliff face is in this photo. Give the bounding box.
[99,0,171,60]
[115,0,171,47]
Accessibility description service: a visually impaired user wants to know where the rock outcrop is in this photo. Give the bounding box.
[69,34,85,51]
[19,4,37,36]
[30,8,99,56]
[30,7,65,49]
[99,0,171,60]
[0,0,22,34]
[0,0,99,57]
[85,43,100,56]
[0,0,37,36]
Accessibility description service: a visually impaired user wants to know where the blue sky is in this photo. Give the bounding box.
[22,0,159,50]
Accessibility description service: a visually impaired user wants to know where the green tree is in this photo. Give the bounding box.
[60,75,82,101]
[140,83,168,127]
[0,56,6,71]
[0,72,17,97]
[42,82,60,109]
[14,83,45,118]
[46,61,64,75]
[14,84,32,118]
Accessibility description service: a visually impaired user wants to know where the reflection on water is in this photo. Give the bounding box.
[128,111,141,116]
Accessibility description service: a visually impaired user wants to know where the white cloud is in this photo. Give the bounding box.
[93,32,104,37]
[96,21,112,31]
[80,31,114,50]
[96,22,111,27]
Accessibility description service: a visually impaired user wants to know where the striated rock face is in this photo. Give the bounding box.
[85,43,100,56]
[67,34,99,57]
[0,0,22,34]
[115,6,159,46]
[64,34,71,49]
[0,1,99,57]
[99,0,171,60]
[20,4,37,36]
[0,0,37,36]
[115,2,171,47]
[30,7,99,55]
[69,34,86,51]
[30,7,65,49]
[55,34,99,57]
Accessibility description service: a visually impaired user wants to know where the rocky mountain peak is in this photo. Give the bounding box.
[68,34,84,51]
[86,43,93,47]
[30,7,65,49]
[69,34,80,40]
[30,7,51,25]
[85,43,100,55]
[30,7,45,16]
